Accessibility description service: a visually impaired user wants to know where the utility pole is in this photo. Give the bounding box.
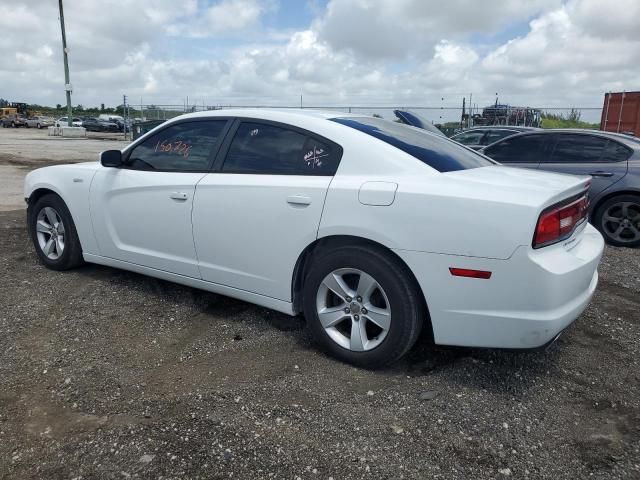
[123,94,128,139]
[58,0,73,127]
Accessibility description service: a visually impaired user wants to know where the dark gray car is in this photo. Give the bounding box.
[451,126,540,150]
[480,129,640,247]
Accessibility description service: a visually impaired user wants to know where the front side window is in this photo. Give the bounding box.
[546,134,609,163]
[126,120,227,171]
[332,117,493,172]
[222,122,341,175]
[484,134,548,164]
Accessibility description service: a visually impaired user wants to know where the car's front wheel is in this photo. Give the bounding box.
[303,245,425,368]
[594,194,640,248]
[28,194,84,270]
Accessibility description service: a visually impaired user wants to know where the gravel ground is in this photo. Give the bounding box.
[0,209,638,479]
[0,125,639,478]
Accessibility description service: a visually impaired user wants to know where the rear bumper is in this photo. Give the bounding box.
[395,223,604,349]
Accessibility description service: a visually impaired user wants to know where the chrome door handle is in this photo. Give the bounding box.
[286,195,312,206]
[170,192,188,201]
[589,171,613,178]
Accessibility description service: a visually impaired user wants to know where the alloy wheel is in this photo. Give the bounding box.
[316,268,391,352]
[35,207,66,260]
[601,201,640,244]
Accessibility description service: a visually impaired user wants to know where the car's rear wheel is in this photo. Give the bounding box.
[303,245,425,368]
[594,194,640,247]
[28,194,84,270]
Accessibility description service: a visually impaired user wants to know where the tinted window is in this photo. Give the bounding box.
[452,130,486,145]
[484,129,518,145]
[332,117,493,172]
[547,134,608,163]
[484,134,548,163]
[222,122,341,175]
[126,120,226,171]
[601,140,632,163]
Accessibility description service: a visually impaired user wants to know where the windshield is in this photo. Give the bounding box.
[331,117,495,172]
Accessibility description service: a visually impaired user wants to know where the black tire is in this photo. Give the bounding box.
[302,245,425,368]
[11,122,15,128]
[593,194,640,248]
[28,193,84,270]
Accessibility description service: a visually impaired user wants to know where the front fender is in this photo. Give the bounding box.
[25,164,100,255]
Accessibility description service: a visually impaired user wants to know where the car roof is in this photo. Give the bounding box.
[176,108,366,123]
[457,126,540,133]
[483,128,640,149]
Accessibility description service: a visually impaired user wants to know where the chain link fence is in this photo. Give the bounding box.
[122,101,605,139]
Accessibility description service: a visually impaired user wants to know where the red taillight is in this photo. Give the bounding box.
[533,194,589,248]
[449,268,492,279]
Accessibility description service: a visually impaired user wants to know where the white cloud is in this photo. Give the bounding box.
[314,0,562,59]
[480,0,640,104]
[167,0,271,38]
[0,0,638,122]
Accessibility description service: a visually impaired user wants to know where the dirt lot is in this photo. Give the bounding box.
[0,128,639,479]
[0,127,127,211]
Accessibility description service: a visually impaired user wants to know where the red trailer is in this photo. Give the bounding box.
[601,91,640,136]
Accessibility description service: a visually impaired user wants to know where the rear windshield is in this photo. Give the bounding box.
[331,117,495,172]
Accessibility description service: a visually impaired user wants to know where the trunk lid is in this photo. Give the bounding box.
[443,165,591,211]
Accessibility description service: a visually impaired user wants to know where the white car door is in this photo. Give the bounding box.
[90,119,230,278]
[192,120,343,301]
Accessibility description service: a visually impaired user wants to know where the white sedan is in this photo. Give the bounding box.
[54,116,83,127]
[24,109,604,367]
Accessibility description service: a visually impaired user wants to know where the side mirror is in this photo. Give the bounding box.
[100,150,123,167]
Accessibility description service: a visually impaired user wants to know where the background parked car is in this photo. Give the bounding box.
[393,109,446,136]
[480,129,640,247]
[55,117,83,127]
[81,117,120,132]
[24,116,54,129]
[1,114,27,128]
[451,126,540,150]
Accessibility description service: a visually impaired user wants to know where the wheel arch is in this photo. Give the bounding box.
[291,234,434,342]
[27,187,63,209]
[26,187,84,248]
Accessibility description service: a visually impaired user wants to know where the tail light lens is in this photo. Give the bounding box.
[533,194,589,248]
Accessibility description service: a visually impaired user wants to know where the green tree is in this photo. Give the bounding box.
[541,110,598,129]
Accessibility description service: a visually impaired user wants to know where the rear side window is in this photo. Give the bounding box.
[332,117,493,172]
[126,120,227,171]
[601,140,632,162]
[484,134,548,164]
[547,134,609,163]
[451,130,486,145]
[484,129,517,145]
[222,122,341,175]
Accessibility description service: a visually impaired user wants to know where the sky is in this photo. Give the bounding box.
[1,0,639,122]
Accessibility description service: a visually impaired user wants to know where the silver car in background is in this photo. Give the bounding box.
[25,116,55,129]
